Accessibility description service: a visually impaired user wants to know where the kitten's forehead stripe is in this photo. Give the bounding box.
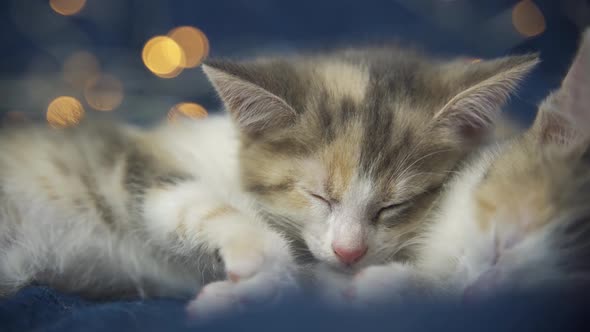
[241,50,454,200]
[316,61,369,103]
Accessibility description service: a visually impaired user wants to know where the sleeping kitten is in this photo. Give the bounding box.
[349,30,590,306]
[0,46,537,316]
[189,49,539,314]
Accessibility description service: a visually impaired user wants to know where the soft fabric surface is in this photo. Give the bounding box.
[1,286,589,332]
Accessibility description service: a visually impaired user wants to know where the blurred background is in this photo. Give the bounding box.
[0,0,589,129]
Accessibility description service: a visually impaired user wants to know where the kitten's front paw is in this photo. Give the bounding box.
[186,280,238,320]
[348,264,419,307]
[186,268,299,320]
[221,241,267,282]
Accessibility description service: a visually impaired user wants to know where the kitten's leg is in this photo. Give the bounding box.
[184,213,299,318]
[143,181,298,316]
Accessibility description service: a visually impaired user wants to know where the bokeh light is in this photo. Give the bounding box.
[47,96,85,128]
[142,36,185,78]
[63,51,100,88]
[168,26,210,68]
[84,74,124,111]
[512,0,546,37]
[167,102,208,122]
[50,0,86,16]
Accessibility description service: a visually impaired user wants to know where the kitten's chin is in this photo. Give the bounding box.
[321,262,358,275]
[320,257,366,273]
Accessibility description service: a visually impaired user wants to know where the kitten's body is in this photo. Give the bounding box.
[0,117,235,297]
[0,46,538,315]
[351,31,590,304]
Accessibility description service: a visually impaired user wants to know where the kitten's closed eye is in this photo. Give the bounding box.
[307,192,333,211]
[375,185,442,222]
[375,202,410,220]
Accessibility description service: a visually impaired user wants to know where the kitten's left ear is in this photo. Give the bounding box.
[433,54,539,142]
[531,29,590,145]
[202,60,298,136]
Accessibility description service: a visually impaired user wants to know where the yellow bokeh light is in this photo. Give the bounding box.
[84,74,124,111]
[63,51,100,88]
[142,36,185,78]
[167,102,208,122]
[47,96,85,128]
[512,0,546,37]
[471,58,482,64]
[168,26,210,68]
[50,0,86,16]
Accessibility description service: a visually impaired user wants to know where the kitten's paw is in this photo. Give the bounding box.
[222,247,265,282]
[349,264,418,307]
[186,281,239,320]
[233,268,298,305]
[186,268,299,320]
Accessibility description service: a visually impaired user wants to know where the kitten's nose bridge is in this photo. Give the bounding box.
[332,243,368,265]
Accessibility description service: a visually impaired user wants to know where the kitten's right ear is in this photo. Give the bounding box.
[433,54,539,143]
[531,29,590,145]
[202,60,298,136]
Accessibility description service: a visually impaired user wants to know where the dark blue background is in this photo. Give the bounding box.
[0,0,587,125]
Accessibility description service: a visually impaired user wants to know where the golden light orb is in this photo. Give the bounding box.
[47,96,85,128]
[63,51,100,88]
[50,0,86,16]
[84,74,124,111]
[142,36,185,78]
[168,26,210,68]
[167,102,208,122]
[512,0,546,38]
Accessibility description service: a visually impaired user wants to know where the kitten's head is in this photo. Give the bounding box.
[203,47,538,270]
[470,30,590,288]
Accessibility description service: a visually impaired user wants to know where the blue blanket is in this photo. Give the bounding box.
[1,286,589,332]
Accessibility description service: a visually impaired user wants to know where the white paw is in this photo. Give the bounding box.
[349,264,419,307]
[186,281,239,320]
[221,241,266,282]
[186,268,298,320]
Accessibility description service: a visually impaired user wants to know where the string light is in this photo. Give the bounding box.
[512,0,546,37]
[84,74,124,111]
[168,26,210,68]
[49,0,86,16]
[142,36,185,78]
[167,102,208,122]
[47,96,85,128]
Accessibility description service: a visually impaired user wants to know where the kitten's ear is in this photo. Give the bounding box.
[531,30,590,145]
[202,60,298,136]
[433,54,539,142]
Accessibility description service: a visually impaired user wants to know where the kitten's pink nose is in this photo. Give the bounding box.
[332,244,368,265]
